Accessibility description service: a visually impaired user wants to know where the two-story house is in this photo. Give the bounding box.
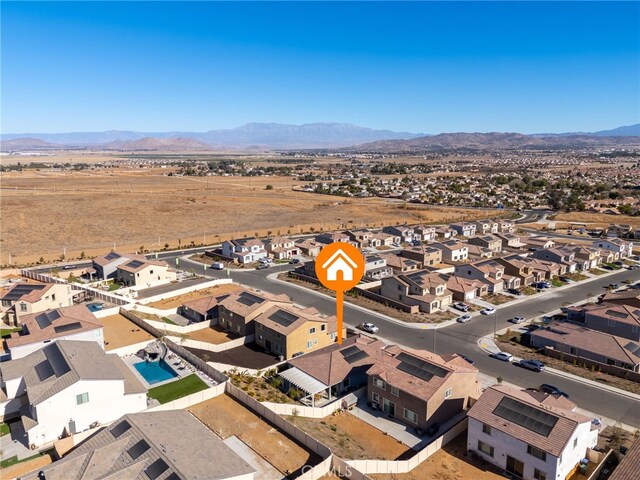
[413,225,437,242]
[468,235,503,253]
[444,275,488,302]
[593,238,634,259]
[401,245,443,268]
[345,228,378,248]
[0,340,147,447]
[568,303,640,342]
[263,236,299,260]
[253,305,343,359]
[221,237,268,264]
[450,222,476,237]
[4,305,104,360]
[315,231,353,245]
[116,259,176,288]
[474,219,499,235]
[454,260,507,293]
[495,254,545,286]
[92,251,146,280]
[367,348,479,431]
[378,253,421,274]
[364,255,393,280]
[383,225,415,243]
[1,282,75,326]
[532,246,578,273]
[294,238,322,257]
[571,245,601,271]
[430,240,469,264]
[380,271,453,313]
[218,290,292,336]
[435,226,456,239]
[178,294,230,324]
[522,237,556,251]
[499,220,516,233]
[373,231,401,247]
[495,233,526,250]
[467,385,598,480]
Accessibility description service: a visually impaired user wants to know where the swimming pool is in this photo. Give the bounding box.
[133,359,178,385]
[86,302,104,313]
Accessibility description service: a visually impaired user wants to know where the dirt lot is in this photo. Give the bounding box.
[371,434,504,480]
[495,333,640,394]
[100,314,154,350]
[186,342,280,369]
[483,293,514,305]
[552,212,640,228]
[185,326,237,344]
[146,283,242,309]
[286,410,411,461]
[0,168,499,265]
[189,394,321,475]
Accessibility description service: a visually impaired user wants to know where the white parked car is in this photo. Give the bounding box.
[456,315,471,323]
[359,322,379,334]
[509,316,526,324]
[491,351,514,362]
[480,307,496,315]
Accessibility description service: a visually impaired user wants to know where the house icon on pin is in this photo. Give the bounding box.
[321,248,358,281]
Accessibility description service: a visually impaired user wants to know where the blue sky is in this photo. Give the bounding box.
[2,1,639,134]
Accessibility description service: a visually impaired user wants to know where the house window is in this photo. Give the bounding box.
[482,424,492,435]
[20,303,27,312]
[309,327,316,334]
[258,335,263,341]
[444,387,452,399]
[534,469,547,480]
[275,332,281,339]
[321,324,326,331]
[373,378,386,390]
[403,408,418,424]
[313,338,318,345]
[343,378,350,388]
[477,440,494,457]
[391,386,399,397]
[150,270,154,274]
[257,323,262,330]
[570,347,577,355]
[307,341,313,349]
[76,392,89,405]
[573,438,578,449]
[52,293,56,301]
[633,326,639,334]
[398,285,403,291]
[372,392,380,403]
[527,445,547,461]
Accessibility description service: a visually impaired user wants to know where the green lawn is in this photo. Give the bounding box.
[0,327,22,338]
[0,422,10,436]
[0,453,43,469]
[147,374,208,404]
[551,278,564,288]
[108,282,121,291]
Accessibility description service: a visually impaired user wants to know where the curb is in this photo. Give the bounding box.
[476,335,640,402]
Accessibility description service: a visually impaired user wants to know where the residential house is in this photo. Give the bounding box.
[444,275,488,302]
[466,244,494,259]
[218,290,292,336]
[372,231,400,247]
[345,228,376,248]
[254,305,342,359]
[450,222,476,237]
[607,224,633,238]
[495,254,545,287]
[414,225,437,242]
[435,226,456,239]
[431,240,469,264]
[496,233,527,250]
[315,231,352,245]
[264,236,299,260]
[599,290,640,309]
[522,237,556,251]
[499,220,516,233]
[378,253,421,274]
[571,245,601,271]
[91,251,146,280]
[364,255,393,280]
[593,238,634,259]
[532,246,578,273]
[380,271,453,313]
[530,322,640,372]
[474,219,499,235]
[567,303,640,342]
[280,335,386,406]
[367,348,479,431]
[401,245,443,268]
[116,259,176,288]
[0,340,147,447]
[4,305,103,360]
[467,385,598,480]
[468,235,503,253]
[454,259,507,293]
[294,238,322,257]
[19,410,256,480]
[178,294,230,324]
[523,257,565,278]
[383,225,415,243]
[221,237,268,264]
[1,282,74,326]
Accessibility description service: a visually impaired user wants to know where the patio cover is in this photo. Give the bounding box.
[279,367,328,395]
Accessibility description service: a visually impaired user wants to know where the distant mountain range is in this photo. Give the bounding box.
[1,122,638,151]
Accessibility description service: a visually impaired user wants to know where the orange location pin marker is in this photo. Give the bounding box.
[315,242,365,344]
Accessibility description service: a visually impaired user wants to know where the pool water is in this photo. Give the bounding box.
[133,359,178,385]
[86,303,104,313]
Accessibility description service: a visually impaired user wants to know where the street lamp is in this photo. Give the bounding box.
[493,311,498,340]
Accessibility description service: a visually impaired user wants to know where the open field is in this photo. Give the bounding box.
[552,212,640,228]
[189,393,321,475]
[0,168,501,265]
[100,313,154,350]
[371,434,504,480]
[286,411,411,460]
[146,283,242,309]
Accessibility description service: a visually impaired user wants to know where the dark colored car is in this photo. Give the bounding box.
[256,264,270,270]
[540,384,569,398]
[289,258,301,264]
[507,288,522,296]
[602,265,614,271]
[559,276,571,283]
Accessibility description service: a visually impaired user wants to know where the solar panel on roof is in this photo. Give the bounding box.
[493,397,558,437]
[35,310,61,329]
[396,352,449,382]
[145,458,170,480]
[3,284,45,301]
[625,341,640,356]
[53,322,83,334]
[606,309,629,319]
[236,292,265,306]
[165,473,181,480]
[110,420,131,438]
[44,345,71,377]
[269,309,299,327]
[340,345,369,364]
[126,260,145,269]
[127,439,150,460]
[35,360,55,381]
[105,252,120,261]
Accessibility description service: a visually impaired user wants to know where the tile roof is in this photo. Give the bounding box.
[218,289,291,320]
[0,282,55,303]
[609,438,640,480]
[181,294,230,316]
[253,305,337,336]
[468,385,591,457]
[92,251,145,267]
